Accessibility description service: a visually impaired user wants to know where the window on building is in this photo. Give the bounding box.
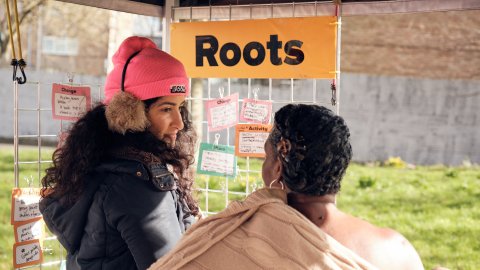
[133,15,162,37]
[42,36,79,56]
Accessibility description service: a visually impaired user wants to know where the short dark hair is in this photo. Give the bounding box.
[269,104,352,196]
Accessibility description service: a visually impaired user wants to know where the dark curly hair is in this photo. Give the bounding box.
[41,99,199,217]
[269,104,352,196]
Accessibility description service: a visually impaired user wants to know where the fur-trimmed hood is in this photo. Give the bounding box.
[105,91,150,134]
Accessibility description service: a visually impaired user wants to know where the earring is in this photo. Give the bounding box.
[269,178,284,190]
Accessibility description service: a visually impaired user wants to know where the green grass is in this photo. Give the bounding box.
[339,164,480,270]
[0,145,62,270]
[1,146,479,269]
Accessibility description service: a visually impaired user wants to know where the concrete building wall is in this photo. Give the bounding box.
[338,10,480,165]
[341,74,480,165]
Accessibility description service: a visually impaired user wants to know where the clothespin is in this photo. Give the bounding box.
[233,165,243,183]
[218,87,224,98]
[67,72,75,85]
[251,181,258,192]
[214,133,220,145]
[25,175,34,193]
[252,87,259,101]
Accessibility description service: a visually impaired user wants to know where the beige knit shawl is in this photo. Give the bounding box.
[149,188,378,270]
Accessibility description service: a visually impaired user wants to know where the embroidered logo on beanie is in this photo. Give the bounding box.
[170,85,186,94]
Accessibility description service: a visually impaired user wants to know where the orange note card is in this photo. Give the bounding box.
[13,239,43,268]
[11,188,42,225]
[235,124,272,158]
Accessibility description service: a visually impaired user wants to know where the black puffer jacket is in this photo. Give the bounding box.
[40,158,194,270]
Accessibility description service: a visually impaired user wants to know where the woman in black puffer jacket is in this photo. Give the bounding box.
[40,36,199,270]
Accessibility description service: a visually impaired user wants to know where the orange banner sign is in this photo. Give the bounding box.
[171,16,337,79]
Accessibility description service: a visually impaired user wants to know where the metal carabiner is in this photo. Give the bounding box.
[16,58,27,84]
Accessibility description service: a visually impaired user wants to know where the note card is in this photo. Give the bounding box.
[197,142,237,177]
[235,124,272,157]
[240,98,272,124]
[52,83,91,121]
[14,218,44,243]
[206,93,239,131]
[13,239,43,268]
[11,188,42,225]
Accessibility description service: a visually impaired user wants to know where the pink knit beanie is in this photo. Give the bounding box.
[104,36,189,134]
[104,36,189,104]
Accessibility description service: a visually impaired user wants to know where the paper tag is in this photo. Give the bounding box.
[14,218,44,243]
[51,83,91,121]
[240,98,272,124]
[13,239,43,268]
[197,142,237,177]
[206,93,239,131]
[11,188,42,225]
[235,124,272,157]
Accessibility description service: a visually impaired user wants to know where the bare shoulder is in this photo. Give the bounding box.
[327,213,424,270]
[369,226,425,270]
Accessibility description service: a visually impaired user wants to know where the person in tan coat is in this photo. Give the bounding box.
[149,105,415,270]
[266,104,424,270]
[149,186,377,270]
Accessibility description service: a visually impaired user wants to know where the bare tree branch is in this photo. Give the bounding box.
[0,0,47,57]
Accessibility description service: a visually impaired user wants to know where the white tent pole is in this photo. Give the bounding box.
[13,80,19,187]
[335,2,342,115]
[162,0,178,52]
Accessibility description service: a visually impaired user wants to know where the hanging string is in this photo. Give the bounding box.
[12,0,22,59]
[4,0,27,84]
[4,0,16,59]
[331,0,341,107]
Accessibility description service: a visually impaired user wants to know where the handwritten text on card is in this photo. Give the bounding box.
[13,240,43,268]
[51,83,91,121]
[240,99,272,124]
[15,219,44,242]
[239,132,270,154]
[197,143,237,177]
[11,188,42,225]
[235,124,272,157]
[201,150,235,175]
[207,93,239,131]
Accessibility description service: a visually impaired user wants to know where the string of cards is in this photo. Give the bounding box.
[198,91,273,178]
[9,83,93,268]
[11,186,44,268]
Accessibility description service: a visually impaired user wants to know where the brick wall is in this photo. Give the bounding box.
[342,10,480,80]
